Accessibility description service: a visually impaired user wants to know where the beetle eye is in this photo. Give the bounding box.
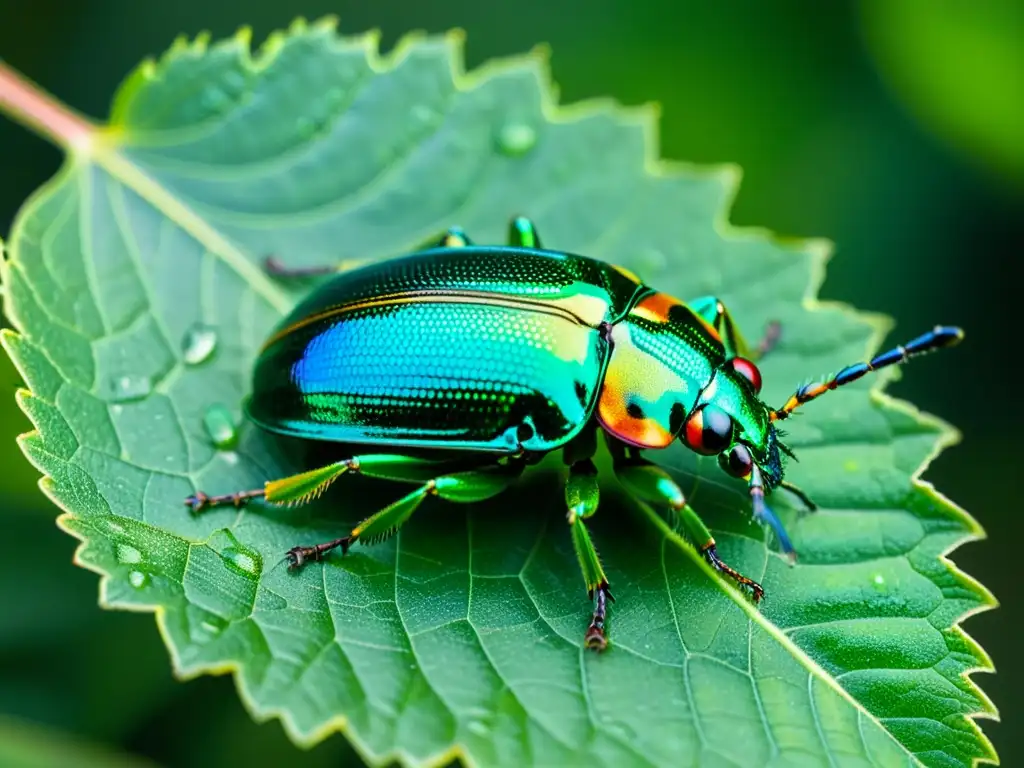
[726,357,763,394]
[683,404,733,455]
[719,444,754,478]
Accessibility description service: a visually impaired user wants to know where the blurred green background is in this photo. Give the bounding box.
[1,1,1019,765]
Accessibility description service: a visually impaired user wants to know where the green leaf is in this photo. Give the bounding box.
[0,17,997,767]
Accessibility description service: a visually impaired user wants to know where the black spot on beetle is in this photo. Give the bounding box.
[626,402,644,419]
[668,402,687,434]
[574,380,588,404]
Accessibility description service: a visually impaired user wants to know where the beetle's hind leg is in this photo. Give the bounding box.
[185,453,524,563]
[611,448,764,602]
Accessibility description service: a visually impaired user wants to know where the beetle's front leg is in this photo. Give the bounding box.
[612,454,764,603]
[687,295,780,361]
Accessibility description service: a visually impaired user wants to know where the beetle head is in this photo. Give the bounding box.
[678,361,787,490]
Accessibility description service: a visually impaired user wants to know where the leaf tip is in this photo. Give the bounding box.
[310,14,340,34]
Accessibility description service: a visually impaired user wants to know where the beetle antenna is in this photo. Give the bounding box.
[770,325,963,421]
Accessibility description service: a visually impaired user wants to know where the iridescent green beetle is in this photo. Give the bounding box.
[187,216,963,650]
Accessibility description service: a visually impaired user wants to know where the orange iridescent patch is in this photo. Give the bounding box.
[629,291,723,343]
[628,292,683,324]
[596,323,688,449]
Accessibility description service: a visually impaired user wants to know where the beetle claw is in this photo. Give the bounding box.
[584,624,607,651]
[285,546,310,569]
[285,537,352,570]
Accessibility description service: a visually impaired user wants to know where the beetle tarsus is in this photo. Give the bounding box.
[285,537,352,569]
[779,480,817,513]
[584,583,613,651]
[185,488,265,513]
[702,544,765,603]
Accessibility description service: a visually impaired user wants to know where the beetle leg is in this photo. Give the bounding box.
[612,454,765,603]
[686,295,780,361]
[508,216,542,249]
[285,459,525,568]
[185,453,494,513]
[779,480,817,512]
[564,458,613,651]
[432,226,473,247]
[263,255,372,279]
[185,459,357,512]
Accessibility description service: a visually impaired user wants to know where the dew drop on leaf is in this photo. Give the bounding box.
[111,374,152,402]
[129,570,148,589]
[467,721,489,737]
[203,404,238,449]
[223,544,261,579]
[496,123,537,156]
[116,543,142,564]
[182,323,218,365]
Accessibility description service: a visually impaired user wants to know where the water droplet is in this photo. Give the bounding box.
[221,451,240,466]
[467,720,489,737]
[129,570,148,589]
[117,544,142,564]
[203,404,238,450]
[187,606,228,644]
[872,573,886,590]
[496,123,537,156]
[223,545,261,578]
[211,529,262,579]
[182,323,218,365]
[111,374,151,403]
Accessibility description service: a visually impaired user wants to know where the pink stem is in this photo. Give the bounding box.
[0,61,95,150]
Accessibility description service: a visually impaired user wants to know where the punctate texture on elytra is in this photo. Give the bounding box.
[0,17,997,768]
